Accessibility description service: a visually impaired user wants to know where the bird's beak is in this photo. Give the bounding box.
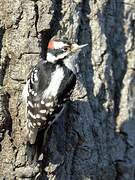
[71,43,88,52]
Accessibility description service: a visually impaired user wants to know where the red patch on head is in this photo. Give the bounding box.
[48,40,54,49]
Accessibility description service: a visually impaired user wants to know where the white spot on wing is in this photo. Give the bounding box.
[36,114,40,118]
[28,110,36,119]
[41,117,47,120]
[45,102,53,107]
[34,92,37,96]
[29,88,32,93]
[31,90,35,95]
[40,109,47,113]
[35,103,40,108]
[41,100,45,104]
[42,66,64,98]
[28,101,34,108]
[37,122,41,126]
[28,122,34,128]
[50,108,54,112]
[33,122,36,126]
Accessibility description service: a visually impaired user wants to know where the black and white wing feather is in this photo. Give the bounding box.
[22,61,76,144]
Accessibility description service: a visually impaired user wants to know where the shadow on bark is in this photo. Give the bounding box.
[100,0,127,117]
[77,0,93,98]
[97,0,130,179]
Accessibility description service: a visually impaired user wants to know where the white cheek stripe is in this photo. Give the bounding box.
[42,66,64,98]
[46,52,69,62]
[46,53,57,63]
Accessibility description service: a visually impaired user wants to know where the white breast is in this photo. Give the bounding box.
[42,65,64,98]
[64,53,79,74]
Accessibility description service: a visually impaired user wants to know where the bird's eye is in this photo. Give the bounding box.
[63,46,69,51]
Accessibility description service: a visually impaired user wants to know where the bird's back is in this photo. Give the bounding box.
[26,60,76,134]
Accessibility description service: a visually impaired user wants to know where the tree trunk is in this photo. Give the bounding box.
[0,0,135,179]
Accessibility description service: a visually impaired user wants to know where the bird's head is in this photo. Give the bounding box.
[46,38,87,71]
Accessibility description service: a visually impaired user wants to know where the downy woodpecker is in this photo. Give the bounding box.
[22,37,87,144]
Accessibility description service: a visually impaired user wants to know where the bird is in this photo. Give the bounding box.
[22,37,87,144]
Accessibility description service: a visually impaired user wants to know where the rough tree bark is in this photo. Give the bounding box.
[0,0,135,179]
